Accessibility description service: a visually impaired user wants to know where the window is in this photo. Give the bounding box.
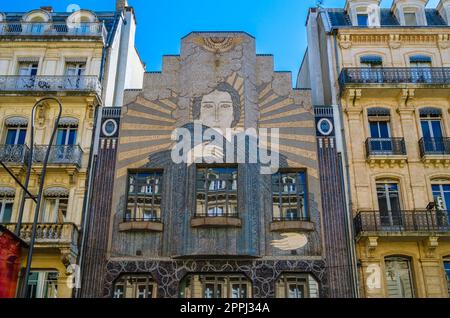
[113,275,157,298]
[410,56,432,83]
[56,127,77,146]
[180,274,251,298]
[357,14,369,26]
[369,117,392,153]
[384,257,415,298]
[420,111,445,153]
[275,274,319,298]
[376,182,402,228]
[444,257,450,297]
[126,171,163,222]
[5,127,26,146]
[17,62,38,89]
[196,167,238,217]
[404,12,417,26]
[41,196,68,223]
[272,171,308,221]
[0,195,13,223]
[65,62,86,89]
[360,55,383,83]
[432,182,450,227]
[25,271,58,298]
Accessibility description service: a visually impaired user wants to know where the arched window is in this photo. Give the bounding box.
[431,179,450,227]
[113,274,157,298]
[384,256,415,298]
[22,10,51,34]
[67,10,98,35]
[275,273,319,298]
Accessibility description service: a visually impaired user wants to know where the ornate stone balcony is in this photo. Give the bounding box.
[0,22,107,42]
[419,137,450,167]
[365,137,407,168]
[4,223,79,265]
[354,210,450,239]
[33,145,83,168]
[0,144,29,165]
[0,75,102,96]
[339,67,450,93]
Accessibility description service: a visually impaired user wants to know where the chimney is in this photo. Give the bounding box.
[40,6,53,12]
[116,0,129,11]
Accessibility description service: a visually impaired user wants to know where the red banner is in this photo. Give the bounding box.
[0,229,22,298]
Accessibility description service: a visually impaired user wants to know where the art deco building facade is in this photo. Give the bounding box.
[81,32,332,298]
[300,0,450,298]
[0,1,143,298]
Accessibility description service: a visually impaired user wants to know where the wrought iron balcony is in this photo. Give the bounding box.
[354,210,450,236]
[339,67,450,91]
[0,75,102,95]
[33,145,83,167]
[0,144,29,165]
[123,216,162,223]
[419,138,450,156]
[4,223,79,246]
[365,138,407,157]
[0,22,107,40]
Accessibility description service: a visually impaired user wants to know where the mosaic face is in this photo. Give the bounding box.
[199,89,234,131]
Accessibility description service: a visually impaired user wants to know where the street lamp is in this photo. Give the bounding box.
[15,97,63,298]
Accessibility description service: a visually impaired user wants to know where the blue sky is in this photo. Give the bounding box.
[1,0,441,82]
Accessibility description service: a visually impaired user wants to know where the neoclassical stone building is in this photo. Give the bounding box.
[81,32,330,298]
[300,0,450,298]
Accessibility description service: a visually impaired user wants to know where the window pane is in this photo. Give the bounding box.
[126,172,163,221]
[357,14,368,26]
[68,129,77,145]
[272,171,307,220]
[404,13,417,26]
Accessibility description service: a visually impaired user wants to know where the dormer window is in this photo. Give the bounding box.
[357,13,369,26]
[404,11,418,25]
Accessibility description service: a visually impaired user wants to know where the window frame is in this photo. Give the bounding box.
[24,270,59,299]
[271,169,309,221]
[113,274,157,299]
[195,165,239,218]
[0,195,14,223]
[384,256,415,298]
[125,170,164,222]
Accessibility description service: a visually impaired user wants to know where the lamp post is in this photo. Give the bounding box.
[15,97,63,298]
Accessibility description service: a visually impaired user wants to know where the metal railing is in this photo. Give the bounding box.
[273,215,310,222]
[0,75,102,95]
[33,145,83,167]
[0,22,107,40]
[123,216,162,223]
[339,67,450,89]
[4,223,79,245]
[193,211,239,218]
[354,210,450,235]
[365,138,407,157]
[419,137,450,156]
[0,144,29,165]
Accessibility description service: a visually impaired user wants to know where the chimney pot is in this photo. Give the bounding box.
[116,0,129,11]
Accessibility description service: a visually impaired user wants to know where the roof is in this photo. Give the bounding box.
[324,8,448,28]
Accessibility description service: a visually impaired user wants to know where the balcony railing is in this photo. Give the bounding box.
[193,211,239,218]
[123,216,162,223]
[0,144,29,165]
[365,138,407,157]
[4,223,79,245]
[419,138,450,156]
[33,145,83,167]
[354,210,450,235]
[0,22,107,40]
[272,215,310,222]
[339,67,450,90]
[0,75,102,95]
